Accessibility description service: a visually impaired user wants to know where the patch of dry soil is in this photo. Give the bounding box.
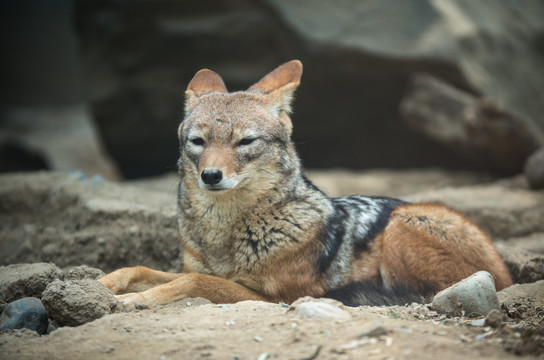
[1,288,543,360]
[0,170,543,359]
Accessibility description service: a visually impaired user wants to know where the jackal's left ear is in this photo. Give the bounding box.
[249,60,303,134]
[185,69,228,112]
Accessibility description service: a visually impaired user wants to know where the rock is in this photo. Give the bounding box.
[267,0,544,129]
[288,297,351,320]
[63,265,106,280]
[1,106,121,181]
[72,0,544,176]
[400,74,544,175]
[0,297,49,335]
[525,147,544,189]
[432,271,500,318]
[496,245,544,284]
[41,279,121,327]
[485,309,507,328]
[0,263,62,303]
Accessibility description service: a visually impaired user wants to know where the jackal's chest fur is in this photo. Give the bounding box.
[178,180,330,279]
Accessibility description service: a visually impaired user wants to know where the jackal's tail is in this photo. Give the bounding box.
[323,281,436,307]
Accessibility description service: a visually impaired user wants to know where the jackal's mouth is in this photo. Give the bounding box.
[205,186,228,192]
[199,184,229,193]
[198,177,240,193]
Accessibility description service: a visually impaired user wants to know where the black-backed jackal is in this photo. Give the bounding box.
[99,60,512,307]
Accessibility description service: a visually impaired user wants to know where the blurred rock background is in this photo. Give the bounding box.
[1,0,543,179]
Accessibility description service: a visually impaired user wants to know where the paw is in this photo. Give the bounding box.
[116,293,150,311]
[98,268,135,294]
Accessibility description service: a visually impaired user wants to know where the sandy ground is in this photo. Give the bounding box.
[1,285,543,360]
[0,170,543,359]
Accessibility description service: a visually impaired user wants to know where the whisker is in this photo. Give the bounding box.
[257,168,275,176]
[168,177,179,195]
[293,137,318,146]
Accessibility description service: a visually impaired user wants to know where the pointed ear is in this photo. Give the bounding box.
[249,60,303,133]
[185,69,227,112]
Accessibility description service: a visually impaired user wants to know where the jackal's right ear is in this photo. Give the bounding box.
[185,69,228,112]
[249,60,303,134]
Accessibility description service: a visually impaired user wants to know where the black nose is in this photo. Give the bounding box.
[201,169,223,185]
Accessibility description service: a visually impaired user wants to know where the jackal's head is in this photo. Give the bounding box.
[178,60,303,196]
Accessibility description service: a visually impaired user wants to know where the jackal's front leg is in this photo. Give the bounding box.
[114,273,269,307]
[98,266,183,295]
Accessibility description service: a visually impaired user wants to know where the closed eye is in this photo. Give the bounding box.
[238,138,256,146]
[190,138,205,146]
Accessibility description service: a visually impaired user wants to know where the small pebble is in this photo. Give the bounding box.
[470,318,486,327]
[288,297,351,321]
[485,308,507,328]
[257,353,272,360]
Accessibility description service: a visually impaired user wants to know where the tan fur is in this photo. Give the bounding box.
[198,146,238,177]
[249,60,302,94]
[377,203,512,291]
[347,247,382,284]
[99,60,513,308]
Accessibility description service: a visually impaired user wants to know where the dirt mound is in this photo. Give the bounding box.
[0,171,180,273]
